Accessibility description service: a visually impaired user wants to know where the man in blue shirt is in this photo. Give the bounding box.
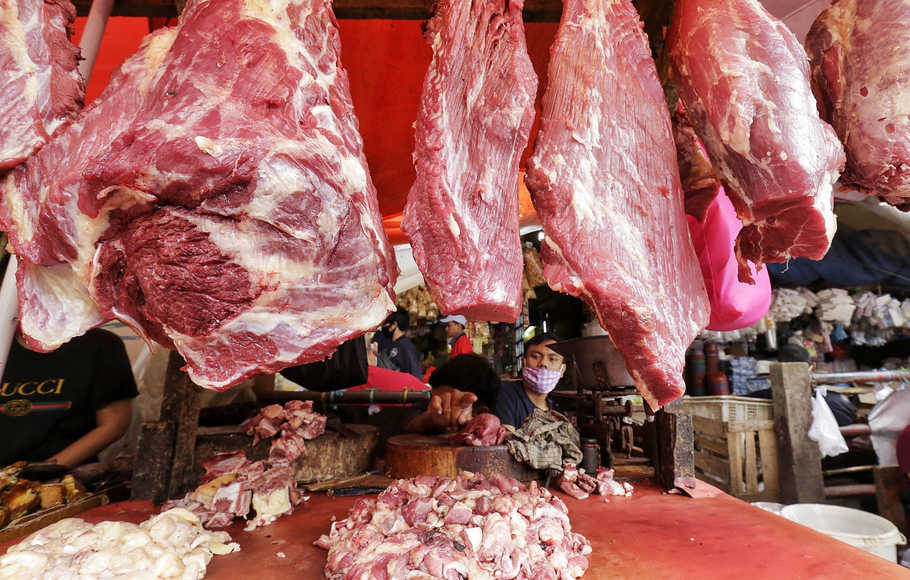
[496,333,565,428]
[372,307,422,379]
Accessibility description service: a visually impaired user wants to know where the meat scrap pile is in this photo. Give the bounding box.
[167,402,325,529]
[0,508,239,580]
[557,463,632,501]
[0,0,397,391]
[448,413,508,446]
[165,451,304,530]
[243,400,327,462]
[316,472,591,579]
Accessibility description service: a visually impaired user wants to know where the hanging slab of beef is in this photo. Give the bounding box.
[806,0,910,210]
[0,0,397,390]
[0,0,83,170]
[525,0,709,409]
[673,105,722,223]
[667,0,845,282]
[402,0,538,322]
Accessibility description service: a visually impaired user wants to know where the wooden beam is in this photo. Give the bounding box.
[874,466,907,535]
[73,0,673,29]
[771,362,825,504]
[161,351,203,499]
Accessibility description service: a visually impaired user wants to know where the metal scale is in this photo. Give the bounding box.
[548,336,694,489]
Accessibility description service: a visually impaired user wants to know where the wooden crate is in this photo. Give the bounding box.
[692,416,780,501]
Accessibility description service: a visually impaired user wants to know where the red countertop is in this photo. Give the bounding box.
[3,483,908,579]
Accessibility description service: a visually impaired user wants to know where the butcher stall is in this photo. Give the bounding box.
[2,0,910,577]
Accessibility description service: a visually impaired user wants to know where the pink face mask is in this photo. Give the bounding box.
[523,365,562,394]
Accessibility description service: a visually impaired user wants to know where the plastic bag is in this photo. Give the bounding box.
[686,188,771,331]
[808,387,849,457]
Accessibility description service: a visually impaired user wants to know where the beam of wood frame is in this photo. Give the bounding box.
[73,0,673,34]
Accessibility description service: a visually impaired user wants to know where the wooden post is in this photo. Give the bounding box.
[656,399,695,490]
[874,466,907,534]
[770,362,824,503]
[161,351,202,499]
[130,421,175,503]
[130,351,202,503]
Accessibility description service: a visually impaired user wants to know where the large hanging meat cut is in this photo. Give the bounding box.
[525,0,709,409]
[0,0,397,390]
[667,0,845,282]
[402,0,538,322]
[806,0,910,210]
[0,0,83,169]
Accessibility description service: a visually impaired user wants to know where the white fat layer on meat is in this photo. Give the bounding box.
[18,262,104,350]
[2,173,36,243]
[173,289,393,390]
[249,488,292,527]
[194,136,223,157]
[1,0,40,136]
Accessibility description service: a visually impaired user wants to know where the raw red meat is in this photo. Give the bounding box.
[402,0,538,322]
[525,0,709,409]
[0,0,83,169]
[806,0,910,210]
[448,413,508,446]
[667,0,845,280]
[316,473,591,579]
[0,0,397,390]
[243,400,326,462]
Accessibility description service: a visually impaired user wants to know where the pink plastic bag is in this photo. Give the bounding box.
[687,188,771,331]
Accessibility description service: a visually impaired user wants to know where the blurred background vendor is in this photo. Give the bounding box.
[440,314,474,358]
[0,328,138,468]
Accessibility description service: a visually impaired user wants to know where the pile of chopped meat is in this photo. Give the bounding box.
[558,463,633,501]
[316,472,591,579]
[243,400,327,462]
[164,451,305,530]
[448,413,508,446]
[0,508,238,580]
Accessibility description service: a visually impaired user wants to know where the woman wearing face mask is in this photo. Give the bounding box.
[496,333,565,428]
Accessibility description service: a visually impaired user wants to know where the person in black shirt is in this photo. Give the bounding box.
[0,328,138,468]
[371,307,422,379]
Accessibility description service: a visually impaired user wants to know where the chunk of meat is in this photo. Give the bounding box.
[448,413,508,446]
[402,0,538,321]
[525,0,709,409]
[0,0,83,169]
[667,0,845,280]
[0,0,397,390]
[806,0,910,210]
[673,105,722,222]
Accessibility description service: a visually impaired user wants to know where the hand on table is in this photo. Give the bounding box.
[425,388,477,432]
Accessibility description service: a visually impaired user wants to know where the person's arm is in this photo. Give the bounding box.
[49,399,132,468]
[404,388,477,434]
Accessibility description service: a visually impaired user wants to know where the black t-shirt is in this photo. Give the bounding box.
[0,328,138,464]
[381,336,422,379]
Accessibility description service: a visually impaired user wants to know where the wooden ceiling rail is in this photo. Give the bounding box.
[73,0,673,35]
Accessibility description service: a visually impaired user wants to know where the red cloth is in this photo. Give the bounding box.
[897,423,910,479]
[347,366,428,392]
[450,334,474,357]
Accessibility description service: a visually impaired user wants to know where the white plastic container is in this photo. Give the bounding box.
[751,501,784,515]
[781,503,907,562]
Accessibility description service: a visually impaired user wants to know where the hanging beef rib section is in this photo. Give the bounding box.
[668,0,845,281]
[806,0,910,210]
[0,0,397,390]
[402,0,537,322]
[0,0,83,169]
[525,0,709,409]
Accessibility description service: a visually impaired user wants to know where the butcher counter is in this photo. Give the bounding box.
[3,482,906,579]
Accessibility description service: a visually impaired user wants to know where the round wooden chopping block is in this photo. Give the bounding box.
[385,434,540,482]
